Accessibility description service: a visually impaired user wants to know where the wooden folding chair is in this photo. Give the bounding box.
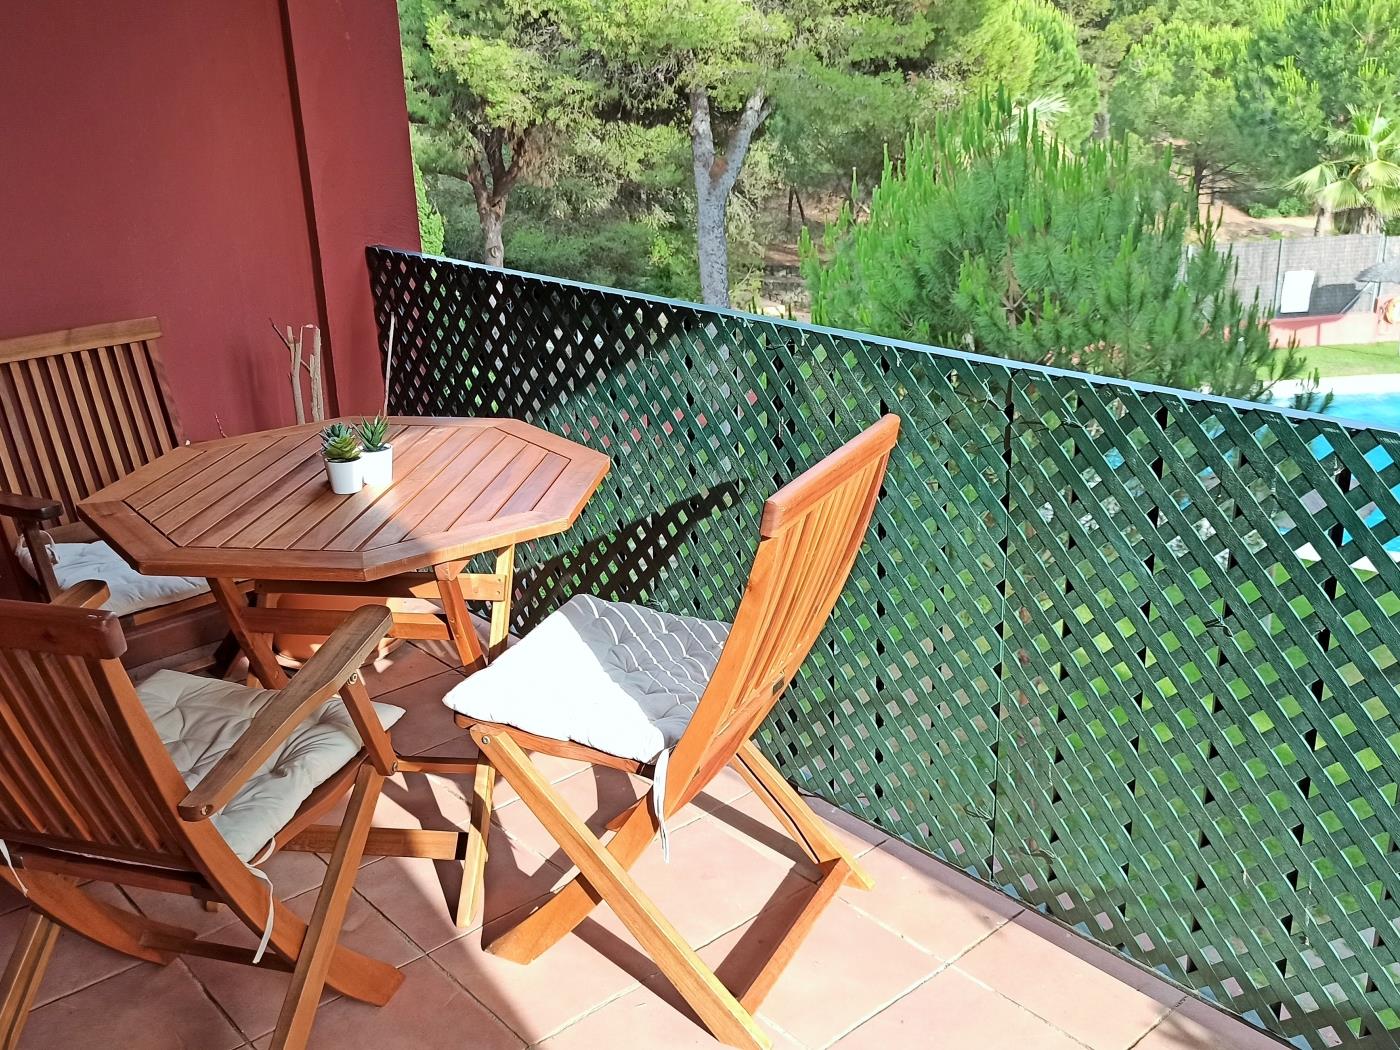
[0,319,235,669]
[0,589,470,1050]
[446,415,900,1049]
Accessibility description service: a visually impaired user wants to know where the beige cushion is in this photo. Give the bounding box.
[440,595,729,763]
[137,670,404,861]
[17,539,208,617]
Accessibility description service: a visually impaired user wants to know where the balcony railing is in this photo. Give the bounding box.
[368,246,1400,1048]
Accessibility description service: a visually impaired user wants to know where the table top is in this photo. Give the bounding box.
[79,417,610,582]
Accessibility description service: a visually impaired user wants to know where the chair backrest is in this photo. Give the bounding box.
[0,600,190,868]
[670,415,900,807]
[0,318,185,552]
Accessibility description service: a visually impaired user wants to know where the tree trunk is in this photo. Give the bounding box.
[688,85,770,308]
[480,201,506,268]
[696,188,729,307]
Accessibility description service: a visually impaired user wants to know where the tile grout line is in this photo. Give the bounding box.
[1122,994,1191,1050]
[184,955,261,1049]
[809,909,1022,1049]
[413,947,536,1047]
[953,954,1182,1050]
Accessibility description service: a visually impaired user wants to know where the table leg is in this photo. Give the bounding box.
[487,545,515,660]
[208,578,289,688]
[434,566,488,674]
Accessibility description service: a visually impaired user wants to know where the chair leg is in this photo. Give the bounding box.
[0,911,59,1050]
[729,859,849,1012]
[271,765,386,1050]
[475,729,771,1050]
[435,570,488,674]
[485,796,657,963]
[455,761,494,927]
[4,870,184,966]
[733,740,875,891]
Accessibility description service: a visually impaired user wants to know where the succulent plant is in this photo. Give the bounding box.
[358,414,390,452]
[321,422,362,463]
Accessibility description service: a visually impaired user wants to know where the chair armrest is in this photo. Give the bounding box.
[178,604,395,821]
[51,580,111,609]
[0,492,62,523]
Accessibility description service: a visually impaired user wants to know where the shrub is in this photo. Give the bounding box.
[801,91,1312,403]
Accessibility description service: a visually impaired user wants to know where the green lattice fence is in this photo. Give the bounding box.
[368,247,1400,1048]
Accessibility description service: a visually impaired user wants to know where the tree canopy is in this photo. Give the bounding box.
[801,93,1311,401]
[1110,21,1249,195]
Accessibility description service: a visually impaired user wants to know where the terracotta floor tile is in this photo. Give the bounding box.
[353,837,565,952]
[185,885,421,1040]
[408,637,476,670]
[362,642,459,696]
[316,739,480,865]
[251,956,523,1050]
[20,959,245,1050]
[1136,996,1309,1050]
[832,966,1083,1050]
[536,973,804,1050]
[484,753,591,807]
[0,880,28,915]
[429,904,658,1043]
[1011,909,1190,1001]
[801,795,890,858]
[490,765,652,863]
[958,919,1176,1049]
[701,895,942,1048]
[0,883,143,1008]
[624,815,804,950]
[698,790,846,881]
[124,850,329,936]
[837,838,1020,959]
[693,763,756,805]
[382,671,472,754]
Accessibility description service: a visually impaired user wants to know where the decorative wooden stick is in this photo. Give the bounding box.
[308,325,324,422]
[271,320,324,423]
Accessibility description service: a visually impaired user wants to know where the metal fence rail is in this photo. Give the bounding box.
[368,246,1400,1048]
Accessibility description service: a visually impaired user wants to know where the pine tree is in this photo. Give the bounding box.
[801,92,1313,402]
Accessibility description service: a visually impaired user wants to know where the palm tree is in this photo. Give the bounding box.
[1288,106,1400,235]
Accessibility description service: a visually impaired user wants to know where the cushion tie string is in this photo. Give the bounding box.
[651,748,672,864]
[245,837,276,965]
[0,840,28,896]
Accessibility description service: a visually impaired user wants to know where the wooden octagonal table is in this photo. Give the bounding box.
[80,416,610,687]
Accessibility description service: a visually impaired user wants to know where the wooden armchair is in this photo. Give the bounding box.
[0,318,230,666]
[0,597,470,1050]
[439,415,900,1049]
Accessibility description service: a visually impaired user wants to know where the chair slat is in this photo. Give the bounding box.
[0,647,176,856]
[674,419,899,806]
[0,322,182,560]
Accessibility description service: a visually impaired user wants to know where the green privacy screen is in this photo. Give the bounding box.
[368,247,1399,1047]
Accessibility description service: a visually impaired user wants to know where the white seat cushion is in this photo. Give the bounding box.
[440,595,729,764]
[137,670,405,861]
[17,539,209,618]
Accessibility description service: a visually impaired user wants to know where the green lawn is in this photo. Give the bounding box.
[1294,341,1400,377]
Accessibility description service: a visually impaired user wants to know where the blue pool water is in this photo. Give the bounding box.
[1323,390,1400,430]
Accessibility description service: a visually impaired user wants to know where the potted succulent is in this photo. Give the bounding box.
[321,422,363,494]
[358,414,392,486]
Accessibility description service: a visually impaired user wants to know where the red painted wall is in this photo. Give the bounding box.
[1270,311,1400,349]
[284,0,420,417]
[0,1,417,439]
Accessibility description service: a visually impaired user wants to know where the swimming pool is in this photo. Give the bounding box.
[1323,390,1400,430]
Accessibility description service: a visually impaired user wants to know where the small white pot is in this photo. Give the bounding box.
[361,446,393,487]
[325,457,364,494]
